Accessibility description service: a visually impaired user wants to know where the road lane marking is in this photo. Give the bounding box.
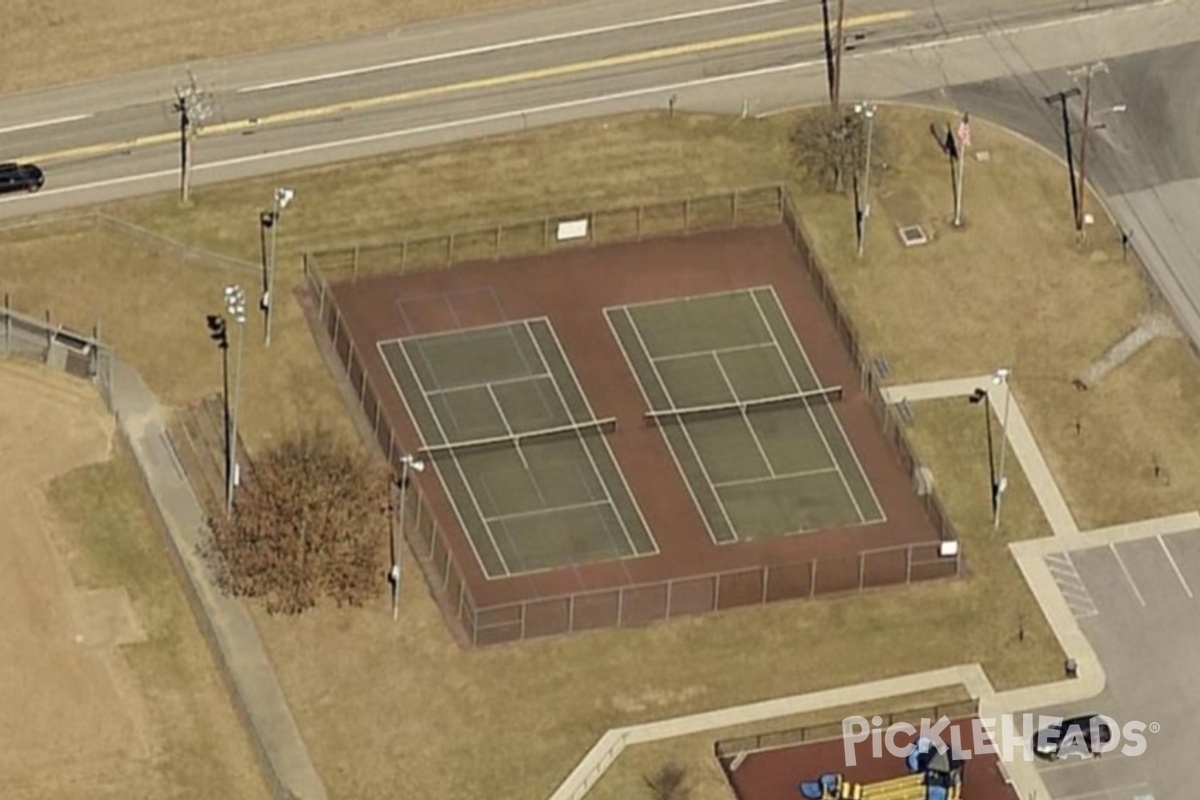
[1158,533,1193,598]
[0,114,93,135]
[1,56,832,207]
[1110,542,1146,607]
[18,9,913,164]
[239,0,794,93]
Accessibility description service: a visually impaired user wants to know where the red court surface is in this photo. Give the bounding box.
[316,225,957,644]
[723,718,1021,800]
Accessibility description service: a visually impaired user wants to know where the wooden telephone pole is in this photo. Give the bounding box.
[1067,61,1108,237]
[173,72,212,205]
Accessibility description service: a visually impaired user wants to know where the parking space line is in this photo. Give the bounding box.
[1159,533,1194,598]
[1111,542,1147,607]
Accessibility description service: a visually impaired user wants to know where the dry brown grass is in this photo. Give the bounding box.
[5,0,552,93]
[0,108,1191,800]
[0,361,266,800]
[789,107,1200,529]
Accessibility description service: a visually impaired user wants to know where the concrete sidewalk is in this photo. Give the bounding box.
[109,361,327,800]
[552,373,1199,800]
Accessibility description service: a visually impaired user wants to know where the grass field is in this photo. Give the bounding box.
[0,361,266,800]
[0,107,1193,798]
[4,0,551,93]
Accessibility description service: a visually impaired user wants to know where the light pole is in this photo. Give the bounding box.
[992,368,1012,530]
[206,314,230,513]
[968,387,996,517]
[224,285,247,516]
[392,453,425,620]
[262,187,295,347]
[855,102,876,259]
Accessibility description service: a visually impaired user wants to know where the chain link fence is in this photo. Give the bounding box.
[303,186,964,647]
[1,293,114,410]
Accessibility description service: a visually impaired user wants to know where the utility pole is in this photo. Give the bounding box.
[1043,88,1082,231]
[832,0,847,112]
[1067,62,1108,237]
[173,72,212,206]
[206,314,230,512]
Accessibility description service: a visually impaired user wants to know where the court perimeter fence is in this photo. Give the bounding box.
[713,697,981,763]
[1,293,114,409]
[302,185,964,647]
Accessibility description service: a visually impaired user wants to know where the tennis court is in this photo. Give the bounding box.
[379,318,655,578]
[606,287,883,544]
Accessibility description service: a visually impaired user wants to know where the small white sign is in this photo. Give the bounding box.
[556,218,589,241]
[939,540,959,558]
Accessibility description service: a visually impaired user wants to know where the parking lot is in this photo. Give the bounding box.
[1031,530,1200,800]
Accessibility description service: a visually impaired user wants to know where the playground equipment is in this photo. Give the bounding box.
[798,739,963,800]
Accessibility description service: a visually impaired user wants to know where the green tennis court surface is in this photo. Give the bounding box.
[606,287,883,544]
[379,319,655,578]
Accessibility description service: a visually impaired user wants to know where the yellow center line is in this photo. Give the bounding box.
[24,9,913,164]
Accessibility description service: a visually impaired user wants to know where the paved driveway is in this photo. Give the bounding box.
[1027,530,1200,800]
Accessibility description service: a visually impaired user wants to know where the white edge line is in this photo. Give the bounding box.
[0,113,92,135]
[0,57,824,206]
[237,0,790,93]
[1157,533,1194,598]
[1109,542,1146,607]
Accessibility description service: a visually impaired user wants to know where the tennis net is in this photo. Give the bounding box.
[418,417,617,457]
[644,386,843,425]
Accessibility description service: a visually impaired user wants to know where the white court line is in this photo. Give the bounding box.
[485,499,609,524]
[713,466,838,490]
[747,289,864,522]
[523,319,642,555]
[711,351,775,477]
[0,114,92,134]
[1110,542,1146,607]
[237,0,791,92]
[1158,533,1194,598]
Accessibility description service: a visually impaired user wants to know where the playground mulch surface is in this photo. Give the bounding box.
[725,718,1019,800]
[326,224,944,629]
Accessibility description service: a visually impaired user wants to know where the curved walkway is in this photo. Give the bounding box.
[550,374,1199,800]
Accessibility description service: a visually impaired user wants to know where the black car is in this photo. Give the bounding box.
[1033,714,1113,759]
[0,162,45,195]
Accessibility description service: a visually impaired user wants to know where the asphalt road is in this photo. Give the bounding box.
[1027,532,1200,800]
[0,0,1165,217]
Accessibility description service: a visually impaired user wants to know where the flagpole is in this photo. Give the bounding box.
[954,113,970,227]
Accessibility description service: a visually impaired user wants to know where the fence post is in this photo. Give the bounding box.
[446,234,454,268]
[543,217,550,248]
[732,190,740,226]
[858,552,866,590]
[684,199,691,231]
[636,205,643,240]
[761,566,769,603]
[809,560,817,598]
[665,579,673,619]
[495,225,502,260]
[3,293,9,354]
[906,545,913,583]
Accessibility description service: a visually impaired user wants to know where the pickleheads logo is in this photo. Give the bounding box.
[841,714,1156,765]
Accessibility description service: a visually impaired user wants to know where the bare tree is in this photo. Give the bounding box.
[202,428,388,614]
[790,108,880,194]
[644,762,690,800]
[173,71,212,205]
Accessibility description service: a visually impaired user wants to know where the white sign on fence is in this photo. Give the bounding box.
[556,218,589,242]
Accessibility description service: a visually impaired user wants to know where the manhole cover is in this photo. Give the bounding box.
[899,224,928,247]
